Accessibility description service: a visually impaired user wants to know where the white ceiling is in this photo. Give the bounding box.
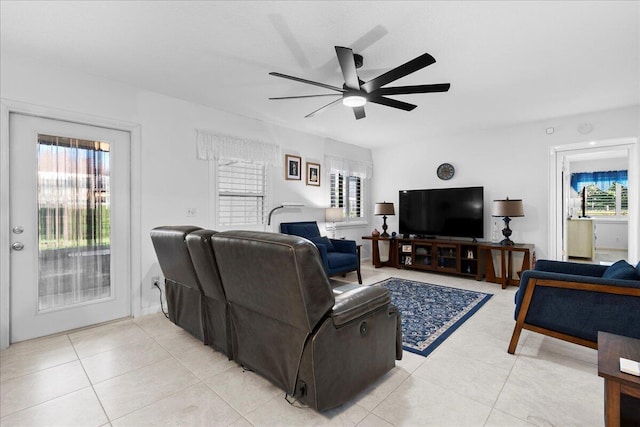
[1,1,638,149]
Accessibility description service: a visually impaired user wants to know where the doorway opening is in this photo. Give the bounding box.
[549,138,638,264]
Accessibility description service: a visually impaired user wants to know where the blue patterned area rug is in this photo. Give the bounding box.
[377,277,492,357]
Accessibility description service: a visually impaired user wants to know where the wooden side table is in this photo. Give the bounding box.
[478,243,534,289]
[598,332,640,427]
[362,236,396,268]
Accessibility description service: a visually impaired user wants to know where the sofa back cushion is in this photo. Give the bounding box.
[186,229,226,302]
[212,230,334,333]
[211,231,335,393]
[150,226,202,291]
[603,260,640,281]
[150,226,205,341]
[280,221,321,240]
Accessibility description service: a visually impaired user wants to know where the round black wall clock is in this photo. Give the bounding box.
[436,163,455,180]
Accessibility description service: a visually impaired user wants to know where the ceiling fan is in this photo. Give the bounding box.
[269,46,450,120]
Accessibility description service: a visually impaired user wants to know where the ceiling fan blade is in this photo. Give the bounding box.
[375,83,451,96]
[361,52,436,93]
[305,98,343,118]
[315,25,388,76]
[369,96,417,111]
[353,106,366,120]
[269,72,345,93]
[350,25,388,55]
[335,46,360,90]
[269,94,341,100]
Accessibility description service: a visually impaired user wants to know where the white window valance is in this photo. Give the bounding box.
[324,155,373,179]
[196,129,281,166]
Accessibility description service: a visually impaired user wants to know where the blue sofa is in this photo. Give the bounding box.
[280,221,362,284]
[508,259,640,354]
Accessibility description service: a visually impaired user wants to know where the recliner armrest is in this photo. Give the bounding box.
[331,239,356,254]
[331,286,390,327]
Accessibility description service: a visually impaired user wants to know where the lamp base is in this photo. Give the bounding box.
[500,216,514,246]
[381,215,389,238]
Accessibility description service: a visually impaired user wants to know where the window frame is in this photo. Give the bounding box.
[330,171,367,225]
[214,159,269,228]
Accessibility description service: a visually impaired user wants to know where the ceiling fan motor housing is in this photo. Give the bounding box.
[353,53,363,69]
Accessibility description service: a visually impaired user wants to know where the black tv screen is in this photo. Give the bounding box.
[399,186,484,239]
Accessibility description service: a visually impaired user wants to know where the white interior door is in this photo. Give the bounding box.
[9,113,131,343]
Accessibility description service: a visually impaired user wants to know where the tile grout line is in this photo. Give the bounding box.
[69,332,112,424]
[487,331,536,426]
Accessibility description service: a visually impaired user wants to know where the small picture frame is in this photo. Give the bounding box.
[402,245,412,253]
[285,154,302,180]
[306,162,321,186]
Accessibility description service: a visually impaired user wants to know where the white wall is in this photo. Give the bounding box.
[372,105,640,261]
[595,220,628,250]
[1,53,373,320]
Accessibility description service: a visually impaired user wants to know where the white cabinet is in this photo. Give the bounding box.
[567,219,595,259]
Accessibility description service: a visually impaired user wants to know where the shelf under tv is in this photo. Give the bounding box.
[396,237,482,279]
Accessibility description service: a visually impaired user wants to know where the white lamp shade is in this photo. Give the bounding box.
[325,207,344,222]
[492,199,524,217]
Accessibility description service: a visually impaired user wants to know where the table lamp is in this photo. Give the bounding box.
[325,207,344,239]
[374,202,395,237]
[491,198,524,246]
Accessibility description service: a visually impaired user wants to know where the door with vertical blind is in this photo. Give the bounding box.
[9,113,130,343]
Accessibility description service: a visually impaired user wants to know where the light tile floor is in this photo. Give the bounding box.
[0,265,604,426]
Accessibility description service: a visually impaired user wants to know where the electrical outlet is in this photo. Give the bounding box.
[186,208,197,217]
[152,276,161,289]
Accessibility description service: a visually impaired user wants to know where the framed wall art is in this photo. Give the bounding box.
[285,154,302,180]
[306,162,321,186]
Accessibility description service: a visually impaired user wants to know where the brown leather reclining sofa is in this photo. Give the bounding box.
[151,227,402,411]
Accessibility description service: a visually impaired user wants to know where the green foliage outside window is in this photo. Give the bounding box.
[584,183,628,216]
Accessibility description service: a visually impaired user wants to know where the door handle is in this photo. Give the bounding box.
[12,226,24,234]
[11,242,24,251]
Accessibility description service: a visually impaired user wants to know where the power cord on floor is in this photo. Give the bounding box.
[153,280,170,319]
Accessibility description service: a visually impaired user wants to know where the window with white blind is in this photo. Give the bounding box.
[217,160,267,226]
[330,172,363,220]
[585,183,628,216]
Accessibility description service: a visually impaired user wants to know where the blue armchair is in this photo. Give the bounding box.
[508,259,640,354]
[280,221,362,284]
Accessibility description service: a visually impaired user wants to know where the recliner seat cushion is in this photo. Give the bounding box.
[603,260,639,280]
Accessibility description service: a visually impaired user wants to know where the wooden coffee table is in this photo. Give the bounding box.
[597,331,640,427]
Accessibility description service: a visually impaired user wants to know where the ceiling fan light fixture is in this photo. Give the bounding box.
[342,94,367,107]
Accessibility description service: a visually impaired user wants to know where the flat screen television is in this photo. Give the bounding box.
[399,186,484,239]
